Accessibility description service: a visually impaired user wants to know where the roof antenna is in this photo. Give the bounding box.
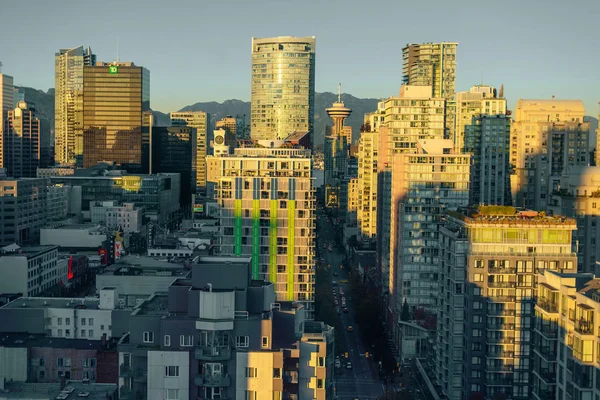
[337,83,342,103]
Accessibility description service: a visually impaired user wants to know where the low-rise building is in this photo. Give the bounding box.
[117,256,334,400]
[0,245,67,297]
[90,202,143,234]
[40,224,109,249]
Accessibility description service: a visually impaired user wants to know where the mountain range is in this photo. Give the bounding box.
[19,87,380,147]
[17,87,599,149]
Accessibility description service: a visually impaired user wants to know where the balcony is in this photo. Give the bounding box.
[533,369,556,384]
[488,296,516,303]
[488,281,516,288]
[534,346,556,361]
[119,363,133,377]
[194,373,231,387]
[488,323,516,331]
[488,309,516,317]
[488,266,517,274]
[575,319,594,335]
[487,337,515,344]
[488,351,514,358]
[537,299,559,314]
[532,389,555,400]
[487,378,513,386]
[486,365,513,372]
[195,346,232,361]
[536,324,558,339]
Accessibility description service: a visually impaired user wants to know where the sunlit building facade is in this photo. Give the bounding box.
[171,111,209,192]
[54,46,95,166]
[82,62,149,169]
[510,99,589,211]
[437,207,577,400]
[356,128,379,242]
[207,144,316,318]
[250,36,315,143]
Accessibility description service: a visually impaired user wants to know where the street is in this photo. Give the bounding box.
[316,210,385,400]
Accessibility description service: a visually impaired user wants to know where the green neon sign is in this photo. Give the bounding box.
[109,65,118,74]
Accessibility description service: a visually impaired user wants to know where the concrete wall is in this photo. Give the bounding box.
[235,352,278,399]
[147,351,190,400]
[40,228,106,248]
[0,257,27,295]
[45,307,113,340]
[198,291,235,320]
[96,275,178,297]
[0,347,28,382]
[0,308,45,333]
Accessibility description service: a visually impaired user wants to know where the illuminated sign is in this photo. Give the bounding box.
[109,65,118,74]
[193,204,204,213]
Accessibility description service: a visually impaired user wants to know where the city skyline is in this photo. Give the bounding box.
[0,0,598,116]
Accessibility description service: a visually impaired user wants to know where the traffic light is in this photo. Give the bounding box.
[345,352,348,358]
[365,352,369,358]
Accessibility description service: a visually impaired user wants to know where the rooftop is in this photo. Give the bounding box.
[133,294,169,316]
[99,264,191,277]
[1,296,127,311]
[0,333,118,350]
[0,245,58,258]
[447,206,576,227]
[1,381,117,400]
[115,255,191,269]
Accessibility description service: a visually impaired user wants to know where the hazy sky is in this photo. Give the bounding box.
[1,0,599,115]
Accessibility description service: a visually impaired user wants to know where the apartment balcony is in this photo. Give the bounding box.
[486,378,513,386]
[534,346,556,362]
[487,337,515,344]
[536,324,558,339]
[533,368,556,385]
[488,267,517,274]
[486,365,513,372]
[488,323,516,331]
[488,296,516,303]
[488,281,516,288]
[488,309,516,317]
[575,320,594,335]
[119,363,133,377]
[194,373,231,387]
[195,346,232,361]
[537,299,559,314]
[488,351,514,358]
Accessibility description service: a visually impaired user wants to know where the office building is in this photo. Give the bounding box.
[387,139,470,319]
[82,62,149,169]
[206,143,316,318]
[437,207,577,400]
[251,36,316,143]
[54,46,96,166]
[216,115,246,139]
[465,114,511,206]
[0,245,65,297]
[533,270,600,400]
[171,112,209,192]
[549,166,600,272]
[402,42,457,139]
[323,90,352,210]
[455,85,507,151]
[2,101,41,178]
[0,177,47,246]
[117,256,334,400]
[47,170,180,226]
[152,126,196,210]
[510,99,589,211]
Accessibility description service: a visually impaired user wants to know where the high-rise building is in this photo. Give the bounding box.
[0,72,14,168]
[207,142,316,318]
[402,42,457,139]
[455,85,506,150]
[549,166,600,272]
[0,177,47,246]
[151,126,196,211]
[437,207,577,400]
[510,99,589,211]
[356,126,379,242]
[2,101,41,178]
[54,46,95,166]
[465,114,511,206]
[171,111,209,192]
[82,61,149,170]
[216,114,246,139]
[250,36,316,143]
[533,269,600,400]
[323,89,352,210]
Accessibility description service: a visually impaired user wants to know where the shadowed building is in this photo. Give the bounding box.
[82,62,149,170]
[2,101,40,178]
[171,112,209,193]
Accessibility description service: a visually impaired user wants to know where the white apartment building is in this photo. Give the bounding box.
[206,143,316,318]
[91,201,142,233]
[0,245,66,297]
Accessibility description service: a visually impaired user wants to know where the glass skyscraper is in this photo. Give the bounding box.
[250,36,315,144]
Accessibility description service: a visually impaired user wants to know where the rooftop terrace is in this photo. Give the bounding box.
[446,206,576,227]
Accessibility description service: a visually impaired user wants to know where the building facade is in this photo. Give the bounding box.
[0,177,47,246]
[3,101,41,178]
[117,256,333,400]
[510,99,589,211]
[0,73,15,159]
[549,166,600,272]
[465,114,511,206]
[82,62,149,169]
[323,95,351,210]
[356,128,379,242]
[250,36,316,143]
[170,112,209,192]
[207,145,316,318]
[54,46,96,166]
[437,207,577,400]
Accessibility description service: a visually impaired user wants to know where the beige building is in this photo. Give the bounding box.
[250,37,316,142]
[549,166,600,272]
[170,111,209,191]
[206,143,316,318]
[534,269,600,400]
[455,85,506,151]
[363,101,385,132]
[346,177,359,226]
[356,128,379,242]
[437,207,577,400]
[54,46,95,165]
[402,42,458,139]
[510,99,589,211]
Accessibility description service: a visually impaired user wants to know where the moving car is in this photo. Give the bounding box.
[346,362,353,369]
[347,326,354,332]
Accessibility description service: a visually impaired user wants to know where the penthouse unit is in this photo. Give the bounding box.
[0,177,47,246]
[0,244,66,297]
[534,270,600,400]
[0,287,131,340]
[117,256,334,400]
[436,207,577,400]
[47,171,180,225]
[206,144,316,318]
[549,166,600,273]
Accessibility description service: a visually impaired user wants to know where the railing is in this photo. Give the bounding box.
[194,373,231,387]
[534,369,556,384]
[488,351,514,358]
[195,346,232,361]
[537,299,559,313]
[487,337,515,344]
[572,349,594,363]
[488,308,516,316]
[488,323,516,330]
[488,281,516,288]
[488,267,517,274]
[536,324,558,339]
[486,378,513,386]
[486,364,513,372]
[575,320,594,335]
[534,346,555,360]
[489,296,517,303]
